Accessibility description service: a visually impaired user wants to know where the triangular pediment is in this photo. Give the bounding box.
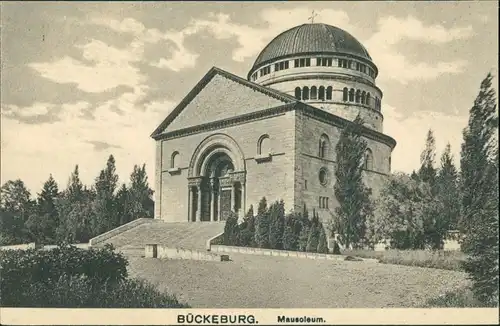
[151,67,296,138]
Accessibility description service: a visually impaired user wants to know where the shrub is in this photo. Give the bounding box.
[317,224,328,254]
[0,244,128,306]
[305,211,321,253]
[424,288,485,307]
[14,274,188,308]
[239,205,255,247]
[0,244,188,308]
[222,213,240,246]
[342,248,466,271]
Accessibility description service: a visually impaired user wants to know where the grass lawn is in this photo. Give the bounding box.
[127,252,469,308]
[342,249,466,271]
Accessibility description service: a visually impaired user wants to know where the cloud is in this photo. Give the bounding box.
[86,140,122,151]
[190,9,353,63]
[365,16,473,84]
[1,90,176,193]
[89,16,200,72]
[383,105,468,174]
[29,39,145,93]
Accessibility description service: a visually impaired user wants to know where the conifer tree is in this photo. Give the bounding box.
[268,200,285,249]
[26,175,60,242]
[116,184,132,225]
[436,143,460,230]
[297,205,311,251]
[239,205,255,246]
[283,212,300,251]
[418,129,437,188]
[333,115,372,249]
[460,73,499,305]
[306,210,321,252]
[92,155,119,235]
[254,197,270,248]
[127,164,154,220]
[223,212,240,246]
[317,222,328,254]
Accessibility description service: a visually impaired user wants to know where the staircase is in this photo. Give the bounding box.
[94,221,225,257]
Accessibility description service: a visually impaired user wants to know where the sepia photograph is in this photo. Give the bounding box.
[0,1,498,325]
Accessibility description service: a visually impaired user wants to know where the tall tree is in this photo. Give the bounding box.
[460,73,499,305]
[254,197,270,248]
[418,129,437,187]
[367,173,428,250]
[127,164,154,220]
[55,167,94,243]
[0,179,33,244]
[436,144,460,231]
[333,115,372,249]
[268,200,285,249]
[91,155,119,235]
[26,175,60,243]
[115,184,132,225]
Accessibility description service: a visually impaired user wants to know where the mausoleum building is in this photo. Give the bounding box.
[151,23,396,225]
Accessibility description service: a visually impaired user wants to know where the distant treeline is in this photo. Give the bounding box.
[0,155,154,245]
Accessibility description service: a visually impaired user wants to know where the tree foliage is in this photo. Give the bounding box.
[333,115,372,249]
[460,73,499,305]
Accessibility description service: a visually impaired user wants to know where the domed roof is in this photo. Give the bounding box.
[252,23,372,70]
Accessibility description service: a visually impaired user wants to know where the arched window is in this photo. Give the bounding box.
[364,148,373,170]
[343,87,348,101]
[366,93,371,106]
[355,90,361,103]
[318,86,325,100]
[349,88,355,102]
[361,91,366,104]
[171,151,179,168]
[257,134,270,155]
[389,156,392,172]
[326,86,333,100]
[310,86,317,100]
[318,134,330,159]
[295,87,302,100]
[302,86,310,100]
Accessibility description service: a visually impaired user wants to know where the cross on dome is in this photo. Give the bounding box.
[308,10,318,24]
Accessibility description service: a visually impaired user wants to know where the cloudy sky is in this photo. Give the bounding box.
[1,1,498,195]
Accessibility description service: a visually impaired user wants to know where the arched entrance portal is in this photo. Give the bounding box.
[188,134,246,222]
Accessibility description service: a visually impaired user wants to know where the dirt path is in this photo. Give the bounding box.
[127,253,469,308]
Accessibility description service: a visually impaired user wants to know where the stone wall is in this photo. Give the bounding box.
[145,244,229,261]
[294,110,392,225]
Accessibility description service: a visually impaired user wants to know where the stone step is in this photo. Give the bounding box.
[98,221,225,252]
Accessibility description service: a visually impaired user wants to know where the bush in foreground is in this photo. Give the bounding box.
[0,244,188,307]
[424,288,486,308]
[342,249,466,271]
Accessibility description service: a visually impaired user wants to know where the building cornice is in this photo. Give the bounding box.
[262,73,383,98]
[152,103,297,141]
[153,101,396,151]
[298,103,396,150]
[248,51,378,80]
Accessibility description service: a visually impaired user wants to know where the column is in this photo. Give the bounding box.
[240,182,246,221]
[188,187,192,222]
[231,183,236,214]
[217,186,222,222]
[210,180,215,222]
[196,184,202,222]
